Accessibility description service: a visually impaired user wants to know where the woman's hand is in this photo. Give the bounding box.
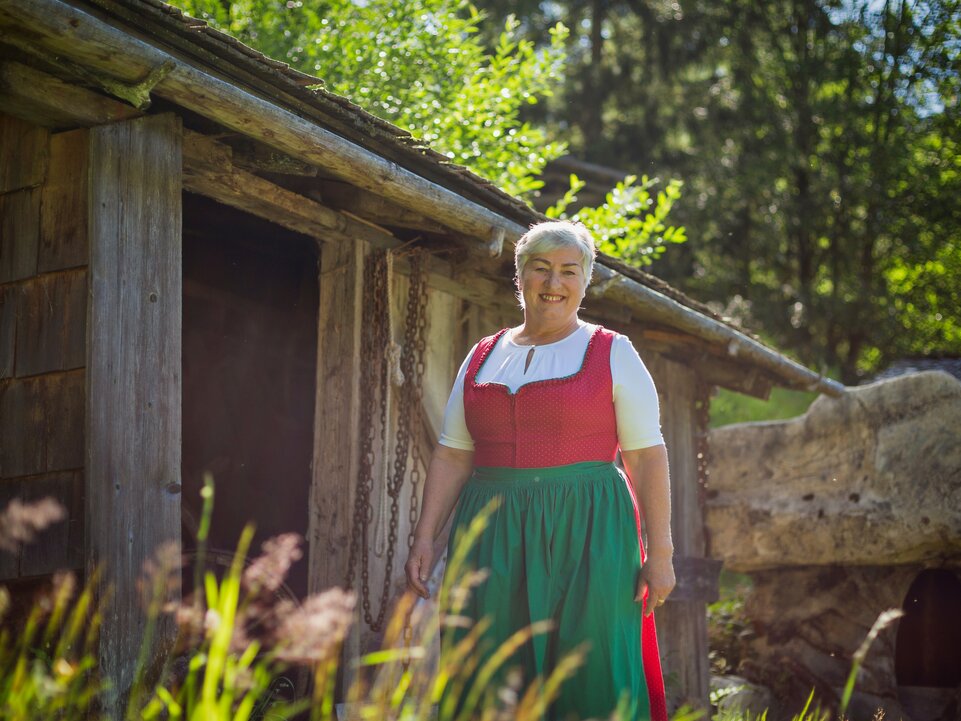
[406,535,435,599]
[403,444,475,600]
[635,551,676,616]
[621,445,674,616]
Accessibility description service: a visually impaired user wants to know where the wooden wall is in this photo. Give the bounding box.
[0,113,87,580]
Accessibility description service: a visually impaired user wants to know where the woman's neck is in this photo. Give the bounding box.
[513,315,581,346]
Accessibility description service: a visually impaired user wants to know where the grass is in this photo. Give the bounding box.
[0,480,898,721]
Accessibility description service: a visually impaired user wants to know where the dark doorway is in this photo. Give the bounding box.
[181,193,318,599]
[895,568,961,687]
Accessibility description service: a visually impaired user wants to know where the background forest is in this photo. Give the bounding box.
[179,0,961,390]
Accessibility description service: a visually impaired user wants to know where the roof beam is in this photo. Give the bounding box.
[589,265,844,396]
[0,60,140,129]
[182,130,396,249]
[0,0,519,256]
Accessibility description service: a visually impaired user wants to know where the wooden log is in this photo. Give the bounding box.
[183,131,517,314]
[0,61,140,130]
[642,354,710,712]
[308,239,365,593]
[591,264,844,396]
[0,369,84,478]
[0,113,47,193]
[0,0,525,252]
[182,130,396,250]
[39,128,89,272]
[0,188,41,283]
[16,269,86,376]
[316,182,451,233]
[87,114,182,713]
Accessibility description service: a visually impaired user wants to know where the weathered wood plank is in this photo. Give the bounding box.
[43,368,84,473]
[0,188,41,283]
[0,284,15,377]
[39,129,89,272]
[0,370,83,478]
[308,238,365,594]
[16,269,86,376]
[20,470,83,576]
[0,62,140,131]
[87,114,182,710]
[0,113,48,193]
[0,377,43,477]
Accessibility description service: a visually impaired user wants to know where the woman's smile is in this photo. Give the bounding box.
[519,246,588,323]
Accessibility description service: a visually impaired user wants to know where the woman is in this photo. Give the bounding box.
[405,221,675,720]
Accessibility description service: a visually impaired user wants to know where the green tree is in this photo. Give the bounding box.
[473,0,961,382]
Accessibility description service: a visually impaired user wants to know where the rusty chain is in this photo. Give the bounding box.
[346,248,429,633]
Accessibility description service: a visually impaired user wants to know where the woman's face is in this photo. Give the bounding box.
[518,245,588,324]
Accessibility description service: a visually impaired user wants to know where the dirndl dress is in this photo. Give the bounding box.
[440,327,667,721]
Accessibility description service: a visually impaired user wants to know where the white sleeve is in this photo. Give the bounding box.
[611,334,664,450]
[438,344,477,451]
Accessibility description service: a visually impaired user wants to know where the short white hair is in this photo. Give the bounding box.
[514,220,597,282]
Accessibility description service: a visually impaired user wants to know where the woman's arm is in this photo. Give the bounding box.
[621,444,675,616]
[405,443,475,598]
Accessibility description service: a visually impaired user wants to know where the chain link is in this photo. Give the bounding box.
[345,248,430,633]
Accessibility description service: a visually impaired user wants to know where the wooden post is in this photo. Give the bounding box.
[642,353,711,712]
[308,238,365,591]
[86,114,182,713]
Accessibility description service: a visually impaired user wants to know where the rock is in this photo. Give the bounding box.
[737,565,915,718]
[711,674,775,718]
[705,371,961,570]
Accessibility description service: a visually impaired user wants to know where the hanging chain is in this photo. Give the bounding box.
[406,251,429,551]
[346,252,388,627]
[346,248,430,633]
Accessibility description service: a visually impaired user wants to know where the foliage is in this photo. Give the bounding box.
[706,571,752,675]
[472,0,961,383]
[547,173,687,267]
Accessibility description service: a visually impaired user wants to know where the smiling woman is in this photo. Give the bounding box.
[405,220,675,721]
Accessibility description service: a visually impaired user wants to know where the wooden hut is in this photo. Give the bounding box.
[0,0,843,711]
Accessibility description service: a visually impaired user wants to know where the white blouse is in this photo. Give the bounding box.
[439,321,664,452]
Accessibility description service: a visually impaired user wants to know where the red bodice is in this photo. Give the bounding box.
[463,326,619,468]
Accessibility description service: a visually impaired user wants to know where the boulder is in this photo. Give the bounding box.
[705,371,961,570]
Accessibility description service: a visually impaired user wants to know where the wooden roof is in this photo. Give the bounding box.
[0,0,844,398]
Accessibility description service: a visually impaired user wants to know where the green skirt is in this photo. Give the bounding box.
[440,461,650,721]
